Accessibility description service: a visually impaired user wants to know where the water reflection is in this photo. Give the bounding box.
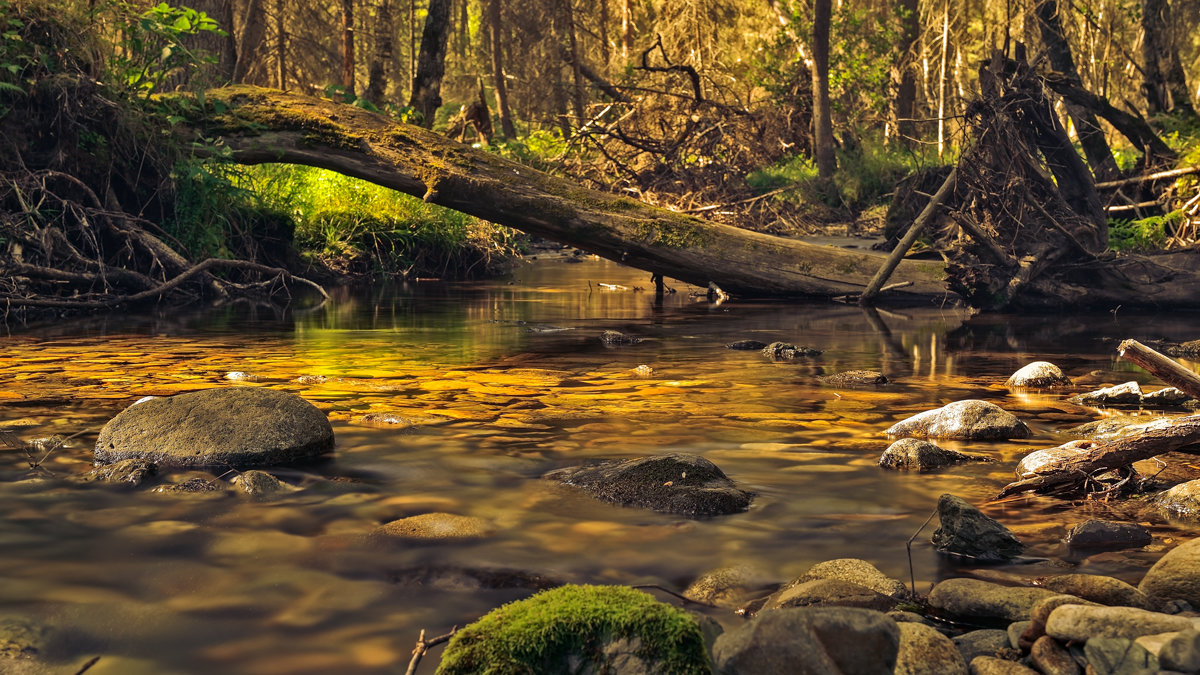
[1,258,1198,674]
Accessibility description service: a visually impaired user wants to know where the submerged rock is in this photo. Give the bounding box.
[1069,382,1144,406]
[683,566,772,608]
[879,438,974,472]
[1064,520,1152,551]
[600,330,643,346]
[713,607,901,675]
[818,370,889,387]
[372,513,495,541]
[545,453,753,517]
[931,494,1024,561]
[0,617,48,660]
[232,470,297,498]
[726,340,769,351]
[1155,480,1200,519]
[152,476,222,494]
[80,458,156,487]
[886,400,1031,440]
[225,371,260,382]
[1006,361,1072,389]
[438,585,711,675]
[761,342,822,360]
[1138,537,1200,608]
[94,387,334,469]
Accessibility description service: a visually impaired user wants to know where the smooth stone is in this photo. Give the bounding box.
[886,400,1031,440]
[818,370,888,387]
[761,342,822,359]
[1069,382,1143,406]
[879,438,973,472]
[1155,480,1200,520]
[372,513,494,541]
[928,578,1058,624]
[1065,520,1153,551]
[1083,637,1158,675]
[762,579,897,612]
[1015,440,1093,478]
[895,622,968,675]
[726,340,768,351]
[1045,605,1194,641]
[544,453,753,517]
[1006,361,1072,388]
[968,656,1038,674]
[95,387,334,468]
[1065,416,1164,440]
[797,558,909,599]
[1143,387,1193,406]
[1040,574,1153,609]
[1022,596,1099,649]
[1158,629,1200,672]
[1139,537,1200,608]
[931,494,1024,562]
[80,458,156,487]
[953,630,1011,663]
[1007,621,1030,649]
[712,607,900,675]
[1031,635,1081,675]
[683,566,771,608]
[232,470,296,498]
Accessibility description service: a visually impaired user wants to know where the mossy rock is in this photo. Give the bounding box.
[436,585,712,674]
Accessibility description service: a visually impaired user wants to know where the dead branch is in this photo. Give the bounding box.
[1095,166,1200,190]
[404,627,457,675]
[1118,339,1200,399]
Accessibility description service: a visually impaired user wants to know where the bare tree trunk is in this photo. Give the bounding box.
[599,0,611,67]
[365,0,394,103]
[936,0,949,160]
[232,0,266,83]
[1034,0,1119,180]
[892,0,919,145]
[409,0,453,126]
[274,0,286,89]
[342,0,356,96]
[216,0,237,81]
[1139,0,1193,117]
[811,0,835,183]
[621,0,633,59]
[563,0,586,125]
[488,0,517,139]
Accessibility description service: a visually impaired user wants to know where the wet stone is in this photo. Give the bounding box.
[1158,629,1200,672]
[968,656,1038,674]
[818,370,889,387]
[1069,382,1144,406]
[0,617,48,660]
[1016,440,1093,479]
[895,622,969,675]
[886,400,1031,441]
[1138,537,1200,609]
[725,340,768,351]
[1154,480,1200,520]
[600,330,643,346]
[797,558,909,599]
[761,342,822,360]
[544,453,753,517]
[762,578,898,612]
[1065,416,1166,441]
[95,387,334,469]
[232,470,296,499]
[80,458,156,487]
[953,630,1011,663]
[292,375,328,384]
[1039,574,1152,609]
[1045,605,1194,642]
[1065,520,1153,551]
[1030,636,1080,675]
[372,513,494,541]
[683,566,772,608]
[1143,387,1193,406]
[880,438,974,472]
[225,371,260,382]
[713,607,901,675]
[927,578,1056,624]
[152,476,222,495]
[1083,637,1158,675]
[1006,361,1072,389]
[931,494,1024,562]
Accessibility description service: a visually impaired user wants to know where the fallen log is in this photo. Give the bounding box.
[997,414,1200,498]
[1118,339,1200,400]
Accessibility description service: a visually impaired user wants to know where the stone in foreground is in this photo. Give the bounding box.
[545,453,753,517]
[713,606,900,675]
[1005,361,1072,389]
[886,400,1031,440]
[927,578,1057,624]
[95,387,334,468]
[1138,536,1200,608]
[931,494,1024,562]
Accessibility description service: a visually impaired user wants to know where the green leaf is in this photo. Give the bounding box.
[0,81,25,94]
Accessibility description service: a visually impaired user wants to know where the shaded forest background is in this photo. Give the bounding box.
[1,0,1199,312]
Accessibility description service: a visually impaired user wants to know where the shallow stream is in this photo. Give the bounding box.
[2,258,1199,674]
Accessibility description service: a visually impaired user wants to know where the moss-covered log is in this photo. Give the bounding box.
[177,85,949,301]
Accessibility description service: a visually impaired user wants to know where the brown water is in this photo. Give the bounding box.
[2,258,1199,674]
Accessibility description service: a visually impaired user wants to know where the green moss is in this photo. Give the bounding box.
[633,219,714,249]
[435,585,712,675]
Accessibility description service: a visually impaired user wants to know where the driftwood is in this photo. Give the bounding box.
[1119,339,1200,399]
[997,413,1200,498]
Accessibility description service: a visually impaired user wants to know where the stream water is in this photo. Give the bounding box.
[2,258,1199,674]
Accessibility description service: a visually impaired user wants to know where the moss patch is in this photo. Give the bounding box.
[436,585,712,674]
[633,219,715,249]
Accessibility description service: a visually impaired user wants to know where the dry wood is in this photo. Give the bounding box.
[997,413,1200,497]
[404,627,456,675]
[1118,339,1200,399]
[1095,165,1200,190]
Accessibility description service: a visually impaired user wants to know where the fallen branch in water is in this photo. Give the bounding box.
[404,626,457,675]
[1118,339,1200,400]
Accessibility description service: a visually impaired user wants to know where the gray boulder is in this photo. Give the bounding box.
[880,439,973,472]
[1040,574,1153,609]
[1158,629,1200,673]
[1045,605,1194,642]
[1154,480,1200,520]
[797,558,909,599]
[895,622,969,675]
[1065,520,1153,551]
[818,370,888,387]
[545,453,753,517]
[886,400,1031,440]
[931,494,1024,562]
[952,630,1011,664]
[712,607,900,675]
[1006,361,1072,388]
[95,387,334,468]
[927,578,1057,624]
[1083,637,1159,675]
[1069,382,1144,406]
[1143,387,1193,406]
[1139,537,1200,608]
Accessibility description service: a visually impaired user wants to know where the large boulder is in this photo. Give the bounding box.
[931,494,1024,562]
[886,400,1031,440]
[436,585,711,674]
[712,607,900,675]
[1005,362,1071,389]
[1064,520,1152,551]
[795,559,909,600]
[94,387,333,468]
[1154,480,1200,520]
[1138,537,1200,608]
[544,453,753,517]
[1045,605,1193,641]
[879,439,974,472]
[1068,382,1143,406]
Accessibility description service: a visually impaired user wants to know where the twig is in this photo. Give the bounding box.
[1095,165,1200,190]
[405,627,457,675]
[630,583,719,608]
[906,507,938,597]
[73,656,101,675]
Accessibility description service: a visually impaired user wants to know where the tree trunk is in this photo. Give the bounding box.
[274,0,286,89]
[409,0,452,127]
[341,0,356,96]
[232,0,266,83]
[488,0,517,139]
[1034,0,1119,181]
[891,0,919,145]
[365,0,394,103]
[620,0,633,59]
[599,0,611,67]
[563,0,586,126]
[811,0,835,183]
